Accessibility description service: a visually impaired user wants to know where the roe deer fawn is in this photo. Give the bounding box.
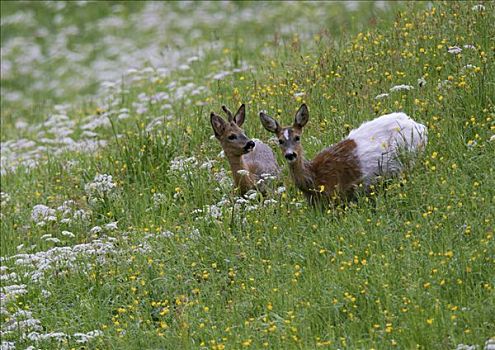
[210,104,279,195]
[260,104,427,205]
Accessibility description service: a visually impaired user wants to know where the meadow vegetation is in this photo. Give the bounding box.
[1,1,494,349]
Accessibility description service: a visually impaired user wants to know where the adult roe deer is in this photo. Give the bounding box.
[210,104,280,195]
[260,104,427,205]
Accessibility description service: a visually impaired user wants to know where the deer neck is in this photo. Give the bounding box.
[288,152,315,194]
[226,153,255,194]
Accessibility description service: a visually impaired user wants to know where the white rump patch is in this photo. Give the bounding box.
[348,112,428,184]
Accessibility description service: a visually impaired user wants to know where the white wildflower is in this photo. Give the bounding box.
[169,156,197,172]
[152,193,167,207]
[260,173,276,180]
[157,231,174,238]
[25,331,67,342]
[2,310,42,334]
[207,205,222,220]
[245,204,259,211]
[85,174,116,198]
[212,71,230,80]
[187,56,200,63]
[463,44,476,50]
[237,169,250,176]
[236,197,249,205]
[1,284,28,302]
[12,239,116,282]
[417,77,427,87]
[0,192,10,207]
[118,112,129,120]
[485,338,495,350]
[200,159,216,170]
[455,344,477,350]
[89,226,102,234]
[448,46,462,54]
[73,330,103,343]
[293,92,305,97]
[374,93,389,99]
[31,205,56,225]
[0,341,15,350]
[41,289,52,298]
[263,199,278,206]
[471,4,485,11]
[0,272,18,282]
[277,186,286,194]
[61,230,75,238]
[490,135,495,142]
[390,85,414,92]
[104,221,118,230]
[190,228,200,240]
[245,190,258,200]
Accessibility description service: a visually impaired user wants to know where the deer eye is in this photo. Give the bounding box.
[279,139,284,145]
[228,134,237,140]
[294,136,300,142]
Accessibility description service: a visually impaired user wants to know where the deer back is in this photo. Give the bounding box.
[243,140,280,178]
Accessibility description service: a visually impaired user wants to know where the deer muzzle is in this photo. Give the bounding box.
[243,140,255,153]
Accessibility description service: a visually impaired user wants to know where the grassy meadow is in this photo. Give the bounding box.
[1,1,494,349]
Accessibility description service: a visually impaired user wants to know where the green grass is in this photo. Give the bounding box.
[1,1,494,349]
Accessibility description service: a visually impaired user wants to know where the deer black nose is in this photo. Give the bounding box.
[244,140,255,152]
[285,152,297,161]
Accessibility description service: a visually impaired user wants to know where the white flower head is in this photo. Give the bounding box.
[1,341,16,350]
[104,221,118,231]
[90,226,102,234]
[152,192,167,207]
[485,338,495,350]
[375,93,389,100]
[390,84,414,92]
[471,4,485,11]
[455,344,476,350]
[31,204,57,224]
[448,46,462,55]
[245,190,258,200]
[85,174,116,200]
[0,192,10,207]
[169,156,198,172]
[237,169,250,176]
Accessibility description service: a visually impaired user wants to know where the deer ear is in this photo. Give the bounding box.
[233,104,246,127]
[294,104,309,129]
[210,112,226,138]
[259,112,280,134]
[221,105,234,122]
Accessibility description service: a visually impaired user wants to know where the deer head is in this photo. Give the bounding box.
[210,104,255,157]
[260,104,309,163]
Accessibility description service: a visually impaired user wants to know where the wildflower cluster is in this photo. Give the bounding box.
[84,173,117,204]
